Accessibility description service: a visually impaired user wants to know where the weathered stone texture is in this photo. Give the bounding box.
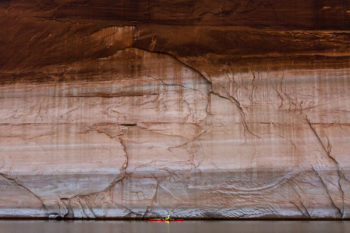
[0,0,350,219]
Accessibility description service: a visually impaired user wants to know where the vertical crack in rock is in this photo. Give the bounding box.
[227,93,260,138]
[274,73,286,109]
[142,178,160,219]
[306,117,341,168]
[249,71,257,104]
[290,201,308,218]
[298,197,311,218]
[274,88,285,109]
[77,198,96,218]
[273,73,304,113]
[60,198,73,218]
[209,91,260,138]
[0,172,48,212]
[312,167,343,218]
[289,182,311,217]
[306,116,345,218]
[221,68,260,138]
[102,136,128,192]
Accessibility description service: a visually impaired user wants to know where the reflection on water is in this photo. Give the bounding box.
[0,220,349,233]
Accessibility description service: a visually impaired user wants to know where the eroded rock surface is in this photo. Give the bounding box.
[0,0,350,219]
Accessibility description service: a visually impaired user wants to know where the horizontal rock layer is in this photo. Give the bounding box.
[0,0,350,219]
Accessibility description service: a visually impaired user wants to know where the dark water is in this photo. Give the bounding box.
[0,221,349,233]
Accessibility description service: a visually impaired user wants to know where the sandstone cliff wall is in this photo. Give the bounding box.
[1,0,350,219]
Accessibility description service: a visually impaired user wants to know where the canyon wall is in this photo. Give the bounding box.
[1,0,350,219]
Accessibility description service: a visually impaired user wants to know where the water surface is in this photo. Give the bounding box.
[0,220,349,233]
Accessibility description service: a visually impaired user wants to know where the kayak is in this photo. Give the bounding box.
[149,219,184,222]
